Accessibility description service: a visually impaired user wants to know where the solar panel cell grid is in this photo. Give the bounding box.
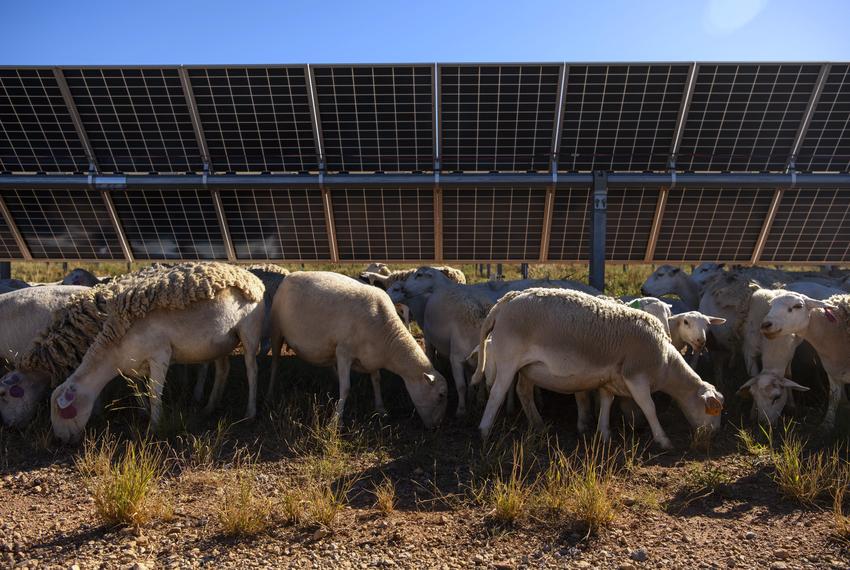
[440,65,561,172]
[606,187,659,261]
[111,189,226,260]
[63,68,203,174]
[188,67,319,173]
[796,65,850,173]
[219,188,330,260]
[558,65,689,172]
[0,214,22,259]
[653,187,773,261]
[676,64,821,172]
[761,188,850,263]
[332,187,434,260]
[2,188,124,259]
[442,186,546,260]
[546,187,592,260]
[0,69,89,173]
[313,66,434,173]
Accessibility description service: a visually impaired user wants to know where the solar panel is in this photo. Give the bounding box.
[606,187,659,261]
[332,187,434,260]
[219,188,330,260]
[442,186,546,260]
[558,65,689,172]
[110,189,226,259]
[313,66,434,173]
[546,186,592,261]
[440,65,561,172]
[796,65,850,173]
[1,188,124,259]
[62,68,203,174]
[653,187,774,261]
[0,212,23,259]
[761,188,850,263]
[188,67,318,173]
[0,69,89,173]
[676,64,821,172]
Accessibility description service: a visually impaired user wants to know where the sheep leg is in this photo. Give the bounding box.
[516,373,544,430]
[335,351,352,419]
[266,331,285,403]
[624,376,672,450]
[478,365,518,441]
[449,352,467,417]
[370,371,387,415]
[712,351,730,392]
[147,356,171,431]
[820,375,844,430]
[575,390,593,434]
[193,363,210,403]
[203,357,230,415]
[596,389,614,441]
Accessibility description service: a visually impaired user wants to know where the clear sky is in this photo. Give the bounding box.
[2,0,848,65]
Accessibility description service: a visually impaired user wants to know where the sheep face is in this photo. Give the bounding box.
[691,263,726,287]
[61,268,99,287]
[738,372,809,426]
[671,311,726,352]
[0,370,50,428]
[49,380,93,443]
[684,385,725,431]
[640,265,683,297]
[404,370,448,428]
[401,268,440,298]
[761,293,837,339]
[385,281,407,304]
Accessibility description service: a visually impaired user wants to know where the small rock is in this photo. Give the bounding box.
[131,564,148,570]
[769,563,788,570]
[773,549,790,560]
[619,564,636,570]
[494,562,514,570]
[630,549,648,562]
[312,528,329,541]
[744,531,756,540]
[575,563,591,569]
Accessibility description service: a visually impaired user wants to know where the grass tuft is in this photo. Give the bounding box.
[484,443,533,525]
[216,469,272,537]
[771,424,839,505]
[76,433,166,527]
[372,476,396,515]
[303,478,352,528]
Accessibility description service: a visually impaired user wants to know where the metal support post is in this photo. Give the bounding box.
[589,171,608,292]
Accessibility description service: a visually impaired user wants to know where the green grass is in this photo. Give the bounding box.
[217,468,273,537]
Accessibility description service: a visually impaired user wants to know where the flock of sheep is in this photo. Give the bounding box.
[0,261,848,450]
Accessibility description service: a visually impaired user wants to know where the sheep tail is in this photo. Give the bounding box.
[470,290,522,386]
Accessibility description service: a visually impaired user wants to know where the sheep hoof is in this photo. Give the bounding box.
[656,437,674,451]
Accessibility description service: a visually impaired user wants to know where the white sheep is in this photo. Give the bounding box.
[360,265,467,290]
[0,285,89,426]
[49,263,265,443]
[691,263,727,288]
[267,271,448,427]
[761,292,849,430]
[641,265,702,309]
[61,268,103,287]
[471,288,724,447]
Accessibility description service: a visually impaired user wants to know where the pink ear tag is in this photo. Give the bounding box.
[8,385,24,398]
[57,386,76,409]
[824,308,837,323]
[59,405,78,419]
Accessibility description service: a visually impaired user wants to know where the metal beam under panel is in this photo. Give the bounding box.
[644,187,669,262]
[99,189,134,262]
[787,63,830,171]
[0,194,31,260]
[668,63,697,169]
[177,66,212,171]
[211,189,236,261]
[751,188,785,264]
[52,68,98,172]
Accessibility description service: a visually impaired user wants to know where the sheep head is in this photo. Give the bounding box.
[761,292,838,339]
[0,369,51,428]
[737,372,808,426]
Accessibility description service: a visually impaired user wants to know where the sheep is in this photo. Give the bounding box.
[760,292,850,430]
[49,262,265,443]
[691,263,727,288]
[471,288,724,447]
[0,286,90,426]
[360,265,467,290]
[641,265,702,309]
[267,271,448,427]
[62,268,102,287]
[0,278,31,294]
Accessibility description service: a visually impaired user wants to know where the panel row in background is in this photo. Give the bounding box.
[0,186,847,264]
[1,63,848,175]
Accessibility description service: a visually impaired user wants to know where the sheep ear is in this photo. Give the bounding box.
[708,316,726,325]
[802,296,836,311]
[703,393,723,415]
[423,373,436,385]
[779,378,810,392]
[736,377,756,398]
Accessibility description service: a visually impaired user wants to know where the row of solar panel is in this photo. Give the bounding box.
[0,186,847,263]
[1,63,848,175]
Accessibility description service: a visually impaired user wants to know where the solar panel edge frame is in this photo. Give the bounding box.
[668,62,699,169]
[177,66,212,171]
[99,189,134,261]
[750,187,785,264]
[0,194,31,260]
[787,63,831,172]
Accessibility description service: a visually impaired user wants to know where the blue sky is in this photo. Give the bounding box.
[2,0,848,65]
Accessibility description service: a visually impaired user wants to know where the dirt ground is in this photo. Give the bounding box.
[1,351,849,570]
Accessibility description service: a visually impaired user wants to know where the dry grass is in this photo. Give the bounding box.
[278,488,305,525]
[482,443,534,525]
[303,478,353,528]
[216,469,273,537]
[76,434,167,527]
[833,466,850,542]
[770,425,841,505]
[180,418,231,468]
[372,476,397,515]
[681,462,731,496]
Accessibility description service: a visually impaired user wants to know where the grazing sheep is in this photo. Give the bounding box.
[0,286,89,426]
[360,265,467,290]
[267,271,448,427]
[471,289,724,447]
[737,371,809,426]
[691,263,727,288]
[668,311,726,356]
[49,263,265,443]
[62,268,102,287]
[761,292,849,430]
[641,265,702,309]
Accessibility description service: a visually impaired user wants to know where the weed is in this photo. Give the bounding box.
[372,476,396,515]
[681,462,731,496]
[736,425,771,460]
[303,478,353,528]
[481,443,534,525]
[771,426,838,505]
[217,469,272,537]
[279,488,304,525]
[181,418,231,468]
[832,465,850,542]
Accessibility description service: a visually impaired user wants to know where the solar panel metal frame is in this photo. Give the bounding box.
[310,64,436,174]
[794,63,850,173]
[438,62,563,173]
